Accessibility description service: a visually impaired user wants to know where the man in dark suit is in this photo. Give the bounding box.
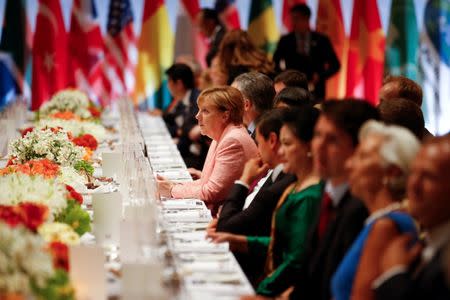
[232,72,276,139]
[216,109,295,236]
[273,4,340,100]
[213,109,295,284]
[197,8,226,67]
[156,63,207,169]
[373,135,450,300]
[289,100,380,300]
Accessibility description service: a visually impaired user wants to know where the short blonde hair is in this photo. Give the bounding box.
[197,86,244,125]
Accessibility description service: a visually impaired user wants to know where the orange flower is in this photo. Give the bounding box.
[83,148,93,161]
[0,159,60,179]
[50,111,80,120]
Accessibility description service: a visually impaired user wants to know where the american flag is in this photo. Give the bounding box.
[105,0,137,96]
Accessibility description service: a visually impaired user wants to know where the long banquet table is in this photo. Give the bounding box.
[0,101,254,299]
[136,112,254,299]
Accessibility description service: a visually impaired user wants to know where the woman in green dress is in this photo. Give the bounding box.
[208,106,323,296]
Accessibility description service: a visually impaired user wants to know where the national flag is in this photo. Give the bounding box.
[248,0,279,56]
[105,0,137,96]
[31,0,69,110]
[69,0,109,106]
[316,0,348,98]
[282,0,306,32]
[346,0,385,105]
[175,0,208,69]
[385,0,419,81]
[134,0,174,109]
[419,0,450,134]
[0,0,28,109]
[215,0,240,30]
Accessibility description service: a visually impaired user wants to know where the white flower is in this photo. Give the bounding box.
[8,128,85,167]
[38,222,80,246]
[39,89,92,119]
[0,223,55,293]
[0,173,68,217]
[59,166,88,186]
[35,119,107,142]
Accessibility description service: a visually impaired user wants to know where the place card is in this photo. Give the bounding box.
[69,245,106,300]
[92,191,122,247]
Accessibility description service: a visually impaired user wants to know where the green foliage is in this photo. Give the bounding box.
[31,269,75,300]
[55,200,91,236]
[73,160,94,176]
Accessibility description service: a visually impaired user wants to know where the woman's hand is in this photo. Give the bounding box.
[156,175,175,197]
[380,234,423,273]
[207,231,248,253]
[240,157,270,185]
[187,168,202,180]
[206,218,218,234]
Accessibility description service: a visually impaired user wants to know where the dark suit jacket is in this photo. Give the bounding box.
[290,191,368,300]
[206,25,226,67]
[217,171,296,236]
[273,31,340,99]
[375,246,450,300]
[217,171,295,285]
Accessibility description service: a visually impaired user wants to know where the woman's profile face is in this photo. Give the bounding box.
[278,125,310,175]
[196,99,228,140]
[346,134,385,201]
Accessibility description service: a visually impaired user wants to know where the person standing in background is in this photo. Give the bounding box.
[273,4,340,100]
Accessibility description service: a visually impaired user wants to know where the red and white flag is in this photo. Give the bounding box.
[31,0,68,110]
[104,0,137,97]
[69,0,109,106]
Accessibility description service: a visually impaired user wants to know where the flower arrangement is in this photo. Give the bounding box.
[8,128,85,167]
[0,221,75,299]
[0,159,89,188]
[35,119,107,142]
[39,89,92,120]
[0,173,90,236]
[0,173,68,217]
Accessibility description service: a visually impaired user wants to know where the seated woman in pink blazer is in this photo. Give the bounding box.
[158,86,259,214]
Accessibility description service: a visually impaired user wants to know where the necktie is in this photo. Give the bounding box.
[248,170,269,194]
[318,192,333,241]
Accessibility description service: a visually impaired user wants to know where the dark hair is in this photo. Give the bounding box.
[274,70,308,90]
[200,8,220,24]
[378,98,425,140]
[290,4,311,18]
[321,99,380,146]
[256,109,285,140]
[233,71,275,114]
[275,87,313,107]
[282,106,320,143]
[165,63,195,90]
[381,75,423,106]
